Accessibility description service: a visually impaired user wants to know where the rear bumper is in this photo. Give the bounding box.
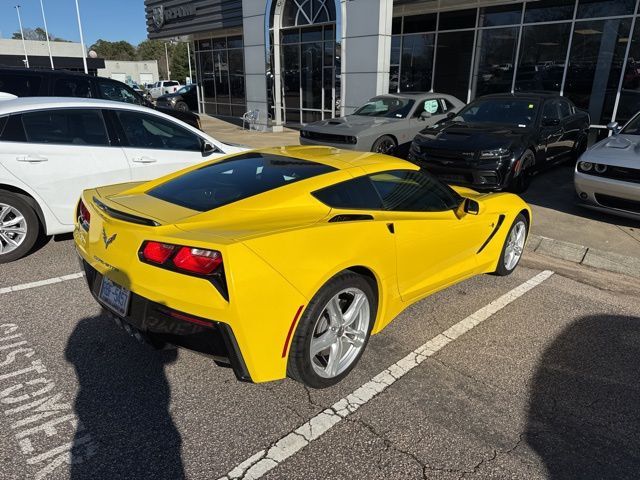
[82,260,252,382]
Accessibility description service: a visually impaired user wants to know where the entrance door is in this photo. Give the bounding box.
[278,0,338,125]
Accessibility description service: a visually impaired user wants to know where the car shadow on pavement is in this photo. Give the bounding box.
[522,164,639,228]
[526,314,640,479]
[65,310,184,479]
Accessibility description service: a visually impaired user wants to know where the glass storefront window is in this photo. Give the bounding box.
[438,9,476,31]
[478,3,522,27]
[195,35,246,117]
[403,13,437,33]
[400,33,434,92]
[576,0,636,19]
[615,21,640,124]
[434,30,474,101]
[564,18,632,124]
[524,0,576,23]
[515,23,572,92]
[473,27,518,97]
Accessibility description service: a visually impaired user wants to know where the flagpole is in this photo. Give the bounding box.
[74,0,88,74]
[15,5,29,68]
[39,0,54,69]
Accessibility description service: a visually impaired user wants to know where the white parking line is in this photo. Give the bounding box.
[218,270,555,480]
[0,273,84,295]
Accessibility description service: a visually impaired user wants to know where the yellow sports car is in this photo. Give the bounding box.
[74,146,530,388]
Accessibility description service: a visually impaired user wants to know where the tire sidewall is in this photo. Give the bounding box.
[0,192,40,264]
[371,135,397,154]
[509,150,534,193]
[288,273,377,389]
[494,213,528,276]
[176,102,188,112]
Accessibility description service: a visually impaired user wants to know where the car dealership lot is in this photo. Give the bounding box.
[1,239,638,479]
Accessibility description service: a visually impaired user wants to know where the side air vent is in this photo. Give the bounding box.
[476,214,505,254]
[93,197,160,227]
[329,214,374,223]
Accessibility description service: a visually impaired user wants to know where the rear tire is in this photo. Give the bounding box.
[371,135,397,155]
[287,272,377,389]
[493,214,528,276]
[0,192,40,264]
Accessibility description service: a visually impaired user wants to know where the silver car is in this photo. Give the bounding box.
[575,117,640,220]
[299,93,465,154]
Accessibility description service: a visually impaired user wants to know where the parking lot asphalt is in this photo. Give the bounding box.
[1,237,639,480]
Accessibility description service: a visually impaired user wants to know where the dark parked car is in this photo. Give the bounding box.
[408,93,590,192]
[156,84,198,112]
[0,68,201,130]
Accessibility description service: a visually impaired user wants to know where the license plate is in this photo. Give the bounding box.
[98,277,131,317]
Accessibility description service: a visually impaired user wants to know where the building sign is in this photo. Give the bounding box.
[152,3,196,30]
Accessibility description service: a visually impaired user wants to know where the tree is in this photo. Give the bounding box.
[169,43,190,83]
[12,27,69,42]
[136,39,168,79]
[89,39,136,61]
[136,40,192,83]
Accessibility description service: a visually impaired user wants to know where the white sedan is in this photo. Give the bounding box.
[0,97,246,262]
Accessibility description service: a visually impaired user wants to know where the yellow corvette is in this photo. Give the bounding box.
[74,146,531,388]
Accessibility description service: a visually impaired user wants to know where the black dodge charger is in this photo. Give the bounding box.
[408,93,590,192]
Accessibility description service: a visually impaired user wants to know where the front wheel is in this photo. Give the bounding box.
[0,192,40,264]
[175,101,189,112]
[287,272,377,388]
[508,150,535,193]
[371,135,397,155]
[493,214,528,276]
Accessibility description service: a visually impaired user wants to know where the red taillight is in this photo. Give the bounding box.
[142,241,176,264]
[78,200,91,231]
[173,247,222,275]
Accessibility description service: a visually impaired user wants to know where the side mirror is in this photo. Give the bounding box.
[446,111,456,119]
[455,198,480,218]
[607,121,620,134]
[202,141,220,155]
[542,117,561,127]
[420,111,431,121]
[464,198,480,215]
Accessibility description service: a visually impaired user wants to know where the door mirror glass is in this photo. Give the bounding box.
[446,111,456,119]
[542,117,561,127]
[464,198,480,215]
[202,141,221,155]
[420,111,431,120]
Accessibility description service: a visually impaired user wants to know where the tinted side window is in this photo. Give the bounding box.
[543,100,561,120]
[116,110,201,151]
[98,80,141,105]
[558,101,572,118]
[414,98,447,118]
[0,74,42,96]
[53,77,92,97]
[370,169,460,212]
[21,109,109,146]
[0,115,27,142]
[313,176,383,210]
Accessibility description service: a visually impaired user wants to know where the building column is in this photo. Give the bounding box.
[341,0,393,115]
[242,0,270,131]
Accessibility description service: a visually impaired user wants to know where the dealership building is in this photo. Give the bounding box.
[145,0,640,138]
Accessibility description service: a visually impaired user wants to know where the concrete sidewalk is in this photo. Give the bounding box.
[199,115,300,149]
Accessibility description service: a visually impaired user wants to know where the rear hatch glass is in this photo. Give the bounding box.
[147,153,336,212]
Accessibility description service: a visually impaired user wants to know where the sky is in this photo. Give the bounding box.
[0,0,148,46]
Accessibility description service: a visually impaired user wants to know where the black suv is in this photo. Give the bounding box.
[0,68,200,130]
[408,93,590,192]
[156,84,198,112]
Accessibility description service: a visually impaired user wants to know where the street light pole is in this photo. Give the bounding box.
[39,0,54,69]
[74,0,88,74]
[15,5,29,68]
[164,42,170,80]
[187,41,193,84]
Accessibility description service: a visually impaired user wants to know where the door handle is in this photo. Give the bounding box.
[132,156,157,164]
[17,155,48,163]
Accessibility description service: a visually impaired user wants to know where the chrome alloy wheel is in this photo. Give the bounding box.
[374,139,395,154]
[504,220,526,271]
[0,203,28,255]
[309,288,370,379]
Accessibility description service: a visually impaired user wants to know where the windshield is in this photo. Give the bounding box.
[621,113,640,135]
[453,98,539,128]
[148,153,336,212]
[353,97,415,119]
